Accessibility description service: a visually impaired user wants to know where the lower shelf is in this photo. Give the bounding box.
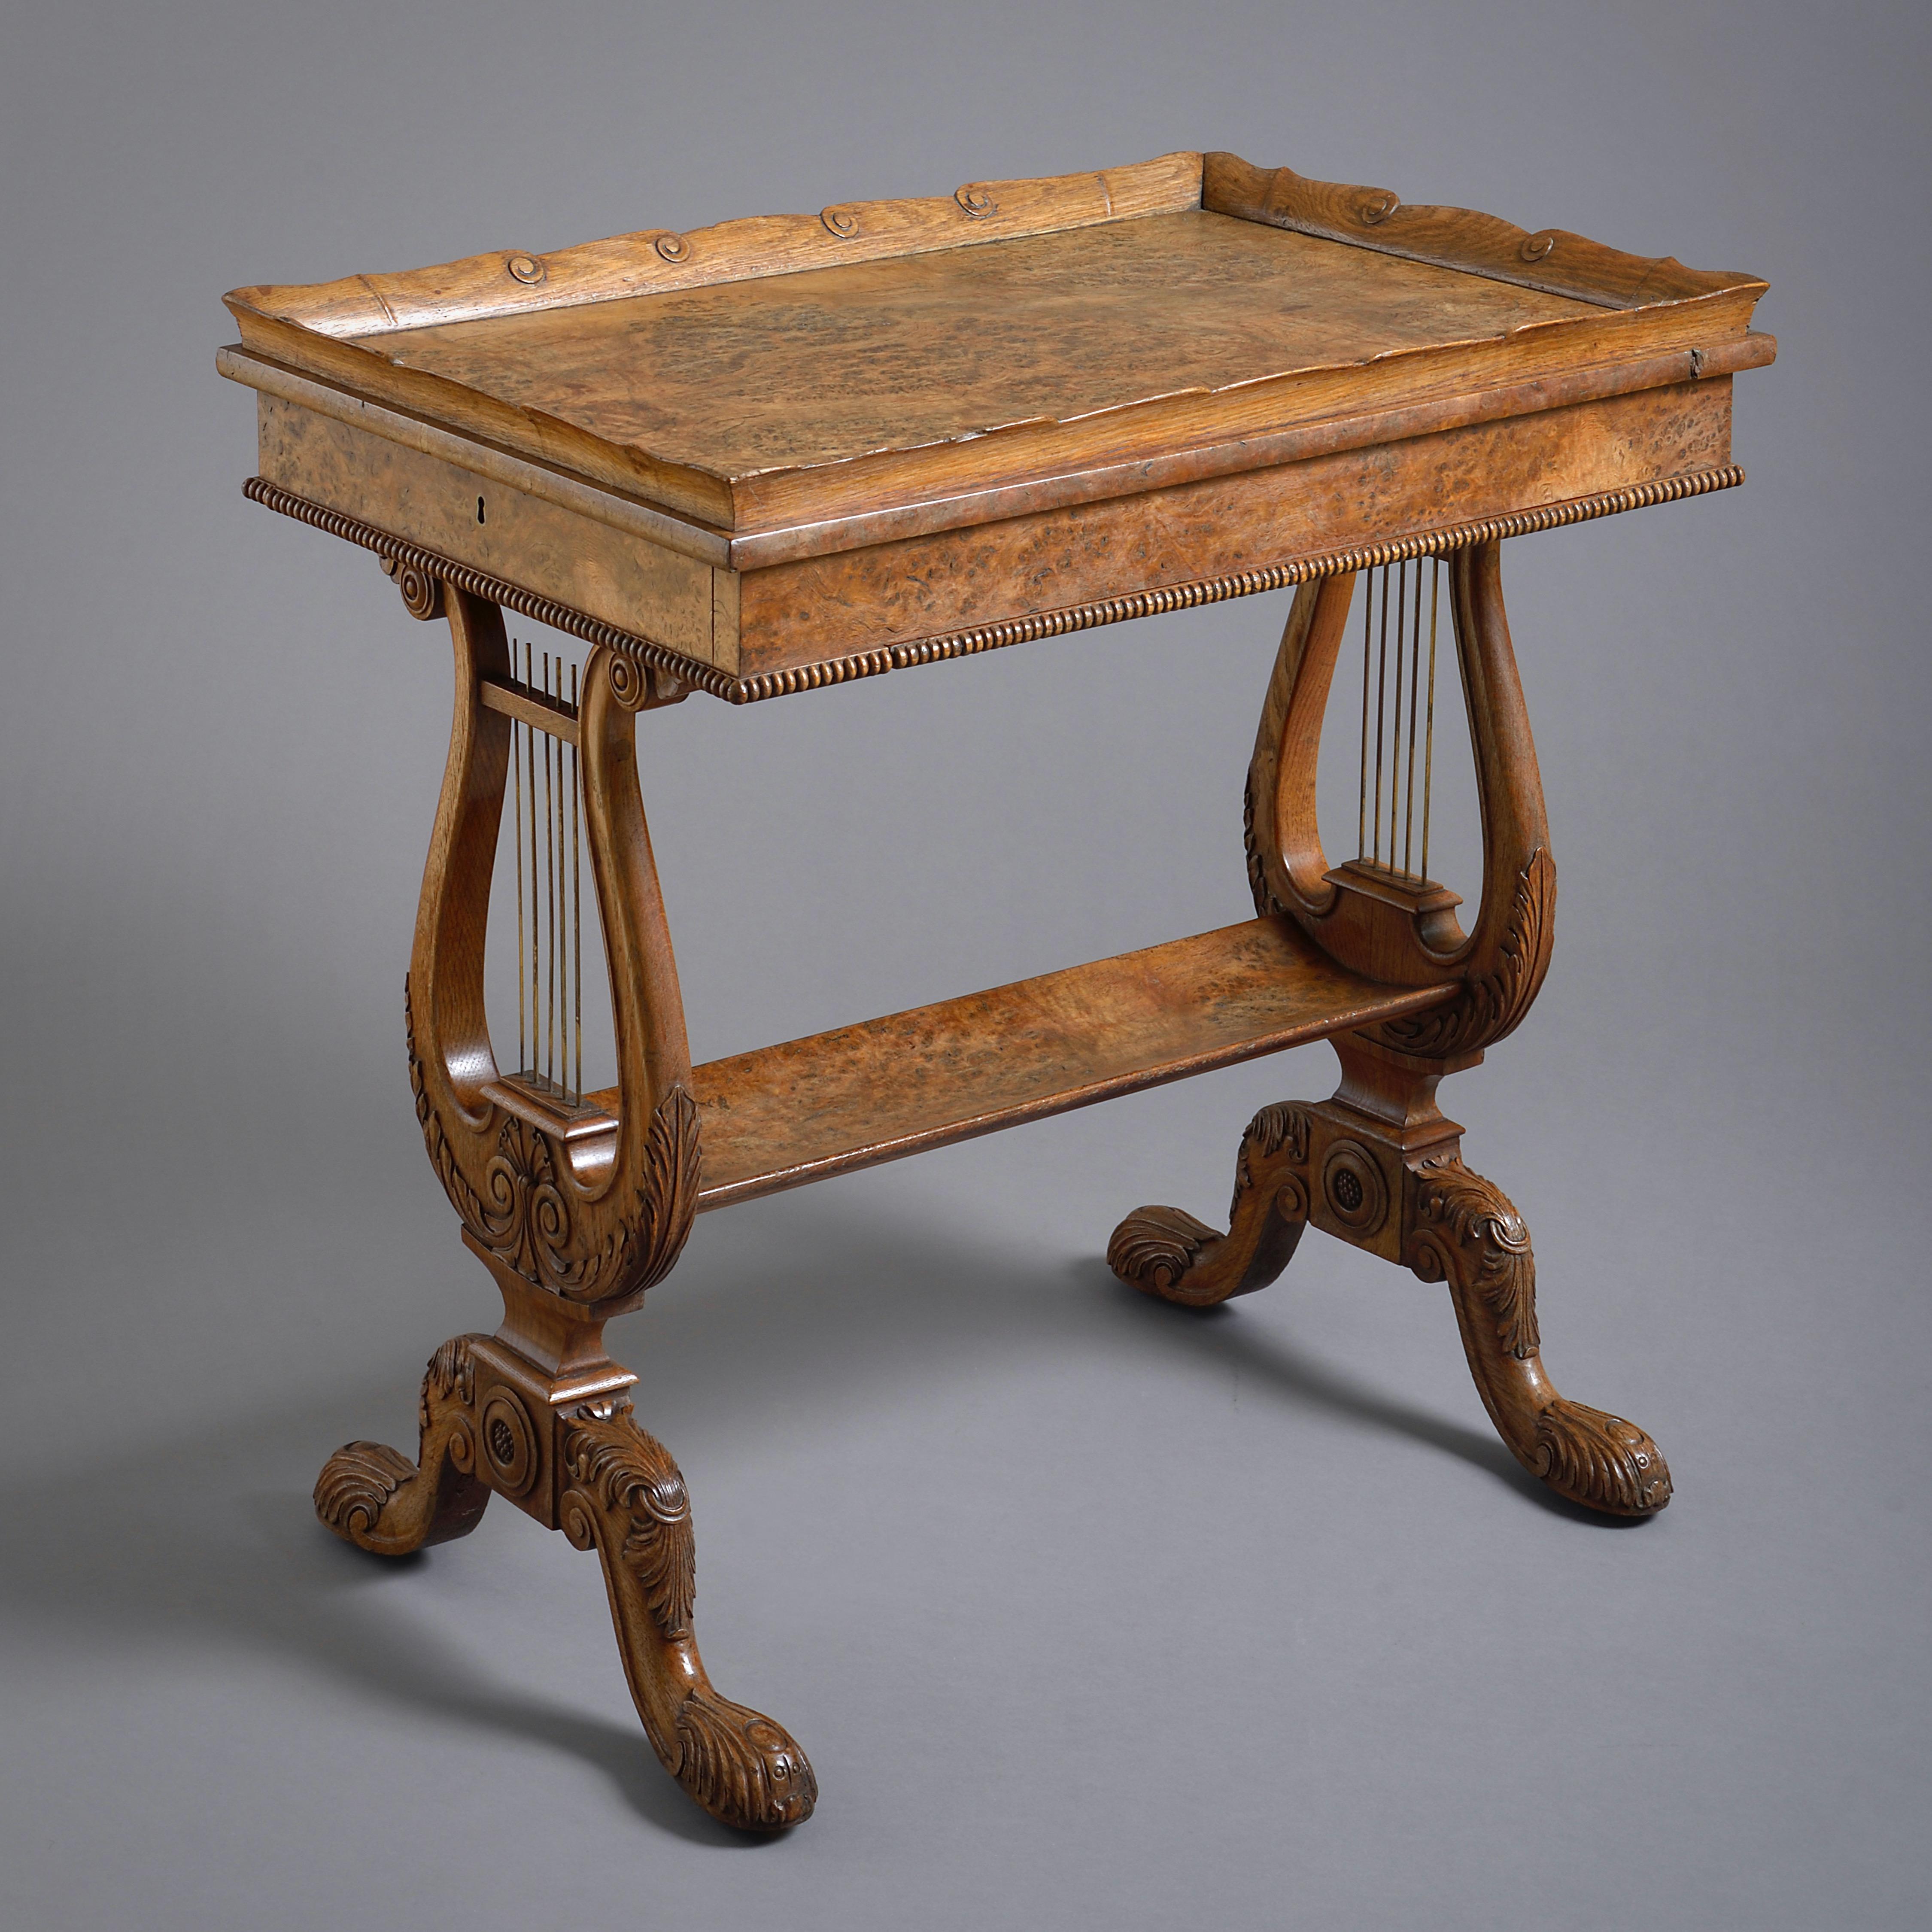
[684,916,1453,1212]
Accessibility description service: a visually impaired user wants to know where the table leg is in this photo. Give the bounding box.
[311,573,814,1829]
[1112,541,1670,1519]
[313,1335,817,1830]
[1109,1038,1671,1517]
[560,1409,819,1831]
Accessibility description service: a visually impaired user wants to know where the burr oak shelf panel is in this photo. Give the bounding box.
[651,917,1455,1211]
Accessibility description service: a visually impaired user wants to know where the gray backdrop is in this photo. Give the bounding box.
[3,3,1927,1927]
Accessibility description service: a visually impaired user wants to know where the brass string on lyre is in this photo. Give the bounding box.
[504,637,586,1107]
[1355,556,1443,881]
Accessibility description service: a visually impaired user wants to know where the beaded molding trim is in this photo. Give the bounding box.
[246,465,1744,706]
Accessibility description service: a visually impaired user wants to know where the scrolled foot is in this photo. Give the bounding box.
[313,1336,491,1555]
[562,1410,817,1831]
[1107,1205,1222,1301]
[315,1441,419,1540]
[1108,1104,1312,1307]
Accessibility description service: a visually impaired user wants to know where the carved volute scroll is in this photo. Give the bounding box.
[1245,541,1557,1054]
[1109,1102,1314,1307]
[406,583,700,1312]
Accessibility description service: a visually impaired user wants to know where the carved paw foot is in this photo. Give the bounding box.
[1531,1400,1672,1517]
[674,1687,819,1831]
[313,1337,491,1555]
[1107,1104,1312,1307]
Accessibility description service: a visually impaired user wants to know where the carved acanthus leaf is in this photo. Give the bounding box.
[1232,1102,1313,1220]
[563,1414,697,1639]
[420,1335,477,1431]
[1242,769,1288,918]
[313,1442,416,1541]
[1407,1157,1540,1359]
[1106,1206,1218,1295]
[1109,1101,1313,1306]
[404,974,701,1303]
[1375,846,1554,1058]
[567,1082,702,1303]
[313,1337,492,1555]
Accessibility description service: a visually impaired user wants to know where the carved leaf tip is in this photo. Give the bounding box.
[1410,1158,1540,1359]
[1108,1205,1216,1295]
[314,1441,416,1542]
[1376,846,1554,1057]
[565,1414,698,1638]
[675,1688,818,1831]
[1534,1401,1672,1516]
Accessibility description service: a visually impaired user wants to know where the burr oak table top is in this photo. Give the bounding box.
[219,151,1772,700]
[221,151,1770,548]
[312,214,1598,497]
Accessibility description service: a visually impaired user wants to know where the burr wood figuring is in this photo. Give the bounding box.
[220,150,1771,1829]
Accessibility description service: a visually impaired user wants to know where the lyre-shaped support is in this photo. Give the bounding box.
[1245,541,1555,1054]
[1121,541,1668,1519]
[406,587,699,1309]
[317,578,814,1831]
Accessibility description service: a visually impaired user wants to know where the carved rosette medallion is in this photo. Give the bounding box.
[480,1387,539,1499]
[1321,1139,1387,1236]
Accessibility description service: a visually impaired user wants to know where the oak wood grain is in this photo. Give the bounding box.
[255,395,732,666]
[734,380,1736,675]
[667,918,1454,1211]
[1203,152,1760,310]
[220,153,1771,538]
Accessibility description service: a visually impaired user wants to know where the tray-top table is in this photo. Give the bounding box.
[219,150,1773,1831]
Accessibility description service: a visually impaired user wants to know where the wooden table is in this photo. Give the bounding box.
[219,150,1773,1831]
